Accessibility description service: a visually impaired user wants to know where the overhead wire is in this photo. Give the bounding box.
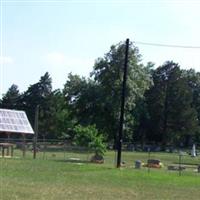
[134,41,200,49]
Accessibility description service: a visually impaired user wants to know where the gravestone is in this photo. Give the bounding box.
[147,159,161,168]
[135,160,142,169]
[168,165,185,171]
[191,144,196,157]
[197,165,200,173]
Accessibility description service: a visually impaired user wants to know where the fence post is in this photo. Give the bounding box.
[179,151,183,176]
[22,134,26,158]
[33,105,39,159]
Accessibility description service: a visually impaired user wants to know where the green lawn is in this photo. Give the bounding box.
[1,151,200,200]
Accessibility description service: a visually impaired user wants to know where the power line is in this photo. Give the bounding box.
[135,41,200,49]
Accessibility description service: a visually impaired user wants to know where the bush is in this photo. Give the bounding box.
[74,125,106,157]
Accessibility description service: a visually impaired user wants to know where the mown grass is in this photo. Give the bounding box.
[1,151,200,200]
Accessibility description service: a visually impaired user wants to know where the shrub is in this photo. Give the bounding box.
[74,125,106,157]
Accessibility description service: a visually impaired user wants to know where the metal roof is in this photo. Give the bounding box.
[0,108,34,134]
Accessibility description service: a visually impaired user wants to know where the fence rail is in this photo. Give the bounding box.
[0,138,200,176]
[0,138,94,162]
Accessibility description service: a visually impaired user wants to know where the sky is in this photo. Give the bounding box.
[1,0,200,97]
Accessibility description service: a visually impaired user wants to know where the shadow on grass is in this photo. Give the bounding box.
[40,149,93,153]
[54,159,114,171]
[55,159,90,164]
[173,162,198,166]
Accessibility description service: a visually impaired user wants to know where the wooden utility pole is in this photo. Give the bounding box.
[116,39,129,168]
[22,133,26,158]
[33,105,39,159]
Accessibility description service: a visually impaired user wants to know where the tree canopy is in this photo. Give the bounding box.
[1,41,200,148]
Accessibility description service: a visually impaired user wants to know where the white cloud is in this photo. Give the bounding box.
[0,56,14,65]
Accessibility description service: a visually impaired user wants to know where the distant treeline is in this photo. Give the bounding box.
[1,41,200,148]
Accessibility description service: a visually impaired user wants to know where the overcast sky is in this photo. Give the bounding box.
[1,0,200,97]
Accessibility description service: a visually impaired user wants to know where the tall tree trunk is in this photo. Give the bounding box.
[162,83,169,150]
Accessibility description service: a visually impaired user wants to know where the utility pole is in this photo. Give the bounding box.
[117,38,129,168]
[33,105,39,159]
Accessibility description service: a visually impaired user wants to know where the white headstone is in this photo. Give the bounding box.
[191,144,196,157]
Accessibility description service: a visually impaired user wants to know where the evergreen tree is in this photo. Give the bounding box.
[0,84,21,109]
[183,69,200,142]
[146,61,199,147]
[20,72,53,138]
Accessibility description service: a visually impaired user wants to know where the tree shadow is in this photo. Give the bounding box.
[55,159,90,164]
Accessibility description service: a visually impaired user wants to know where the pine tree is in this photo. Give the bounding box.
[1,84,21,109]
[146,61,199,147]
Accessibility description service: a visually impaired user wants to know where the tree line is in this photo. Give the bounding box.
[1,41,200,148]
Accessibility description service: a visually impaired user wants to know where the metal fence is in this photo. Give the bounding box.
[119,142,200,175]
[1,138,200,175]
[0,138,94,162]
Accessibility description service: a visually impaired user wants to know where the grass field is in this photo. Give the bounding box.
[1,150,200,200]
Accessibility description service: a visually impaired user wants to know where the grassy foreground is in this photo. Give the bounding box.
[0,152,200,200]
